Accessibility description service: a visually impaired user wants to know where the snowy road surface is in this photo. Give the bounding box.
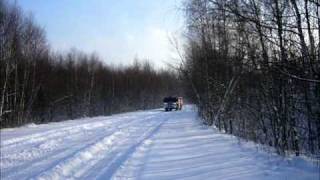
[1,105,319,180]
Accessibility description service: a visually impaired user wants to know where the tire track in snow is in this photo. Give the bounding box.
[1,112,160,180]
[110,139,154,180]
[3,130,112,180]
[26,114,158,180]
[1,115,131,149]
[78,114,167,179]
[1,127,108,168]
[1,110,157,149]
[33,113,161,180]
[1,112,158,162]
[35,130,124,180]
[95,115,169,180]
[2,124,117,169]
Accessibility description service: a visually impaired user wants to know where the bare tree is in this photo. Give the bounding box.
[182,0,320,157]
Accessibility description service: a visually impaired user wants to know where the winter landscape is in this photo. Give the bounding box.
[1,0,320,179]
[1,106,318,179]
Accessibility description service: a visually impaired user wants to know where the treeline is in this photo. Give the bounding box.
[182,0,320,156]
[0,1,179,128]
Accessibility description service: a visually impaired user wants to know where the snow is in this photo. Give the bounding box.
[1,105,319,180]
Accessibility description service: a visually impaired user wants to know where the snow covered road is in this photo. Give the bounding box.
[1,105,319,180]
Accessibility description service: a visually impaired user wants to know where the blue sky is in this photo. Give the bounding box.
[16,0,184,68]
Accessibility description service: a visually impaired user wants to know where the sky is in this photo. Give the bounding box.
[16,0,185,68]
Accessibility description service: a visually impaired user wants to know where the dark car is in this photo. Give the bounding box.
[163,96,178,111]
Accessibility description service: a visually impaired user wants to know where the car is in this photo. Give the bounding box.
[163,96,183,111]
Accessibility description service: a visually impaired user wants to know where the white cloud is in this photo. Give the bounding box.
[129,26,176,68]
[49,26,182,69]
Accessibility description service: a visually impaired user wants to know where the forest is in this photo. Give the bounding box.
[0,1,180,128]
[1,0,320,159]
[1,0,320,179]
[181,0,320,157]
